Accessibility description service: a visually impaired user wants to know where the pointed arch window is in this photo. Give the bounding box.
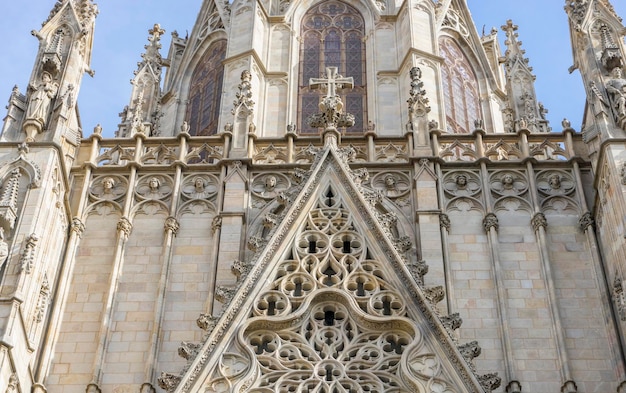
[186,40,226,136]
[439,37,481,134]
[298,1,367,133]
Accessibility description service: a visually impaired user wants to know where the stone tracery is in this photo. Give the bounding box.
[214,184,464,392]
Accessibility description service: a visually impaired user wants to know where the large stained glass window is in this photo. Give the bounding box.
[186,40,227,136]
[298,1,367,133]
[439,37,481,134]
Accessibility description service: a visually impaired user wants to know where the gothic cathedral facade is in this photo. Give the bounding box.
[1,0,626,392]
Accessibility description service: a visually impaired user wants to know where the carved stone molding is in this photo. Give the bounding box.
[196,313,219,333]
[506,380,522,393]
[531,212,548,232]
[483,213,499,233]
[441,312,462,333]
[19,233,39,274]
[178,341,201,360]
[232,259,253,282]
[424,285,445,304]
[164,217,180,235]
[5,374,17,393]
[614,275,626,321]
[458,340,481,370]
[215,285,236,305]
[157,372,181,392]
[70,217,85,237]
[247,235,264,252]
[439,213,451,231]
[85,383,101,393]
[479,373,502,393]
[394,235,413,253]
[211,215,222,234]
[35,274,51,323]
[117,217,133,239]
[406,260,429,286]
[578,212,594,232]
[561,380,578,393]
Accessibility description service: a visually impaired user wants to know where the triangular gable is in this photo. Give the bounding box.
[170,145,495,393]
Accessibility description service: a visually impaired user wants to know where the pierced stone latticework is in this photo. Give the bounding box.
[184,175,491,393]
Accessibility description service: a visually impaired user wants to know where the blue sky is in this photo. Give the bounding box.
[1,1,625,138]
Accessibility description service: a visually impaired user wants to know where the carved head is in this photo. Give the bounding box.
[102,177,115,191]
[149,177,160,191]
[455,174,467,188]
[548,174,561,189]
[265,175,277,190]
[502,173,514,187]
[384,174,397,188]
[193,176,205,191]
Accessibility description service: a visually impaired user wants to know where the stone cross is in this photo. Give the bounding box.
[309,67,354,98]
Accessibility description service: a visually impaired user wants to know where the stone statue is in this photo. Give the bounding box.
[606,67,626,119]
[26,71,58,126]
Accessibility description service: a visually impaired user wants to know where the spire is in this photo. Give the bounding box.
[565,0,626,139]
[501,20,551,133]
[116,24,166,138]
[0,0,98,145]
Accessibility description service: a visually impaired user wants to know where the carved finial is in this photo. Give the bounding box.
[232,70,254,114]
[306,67,355,131]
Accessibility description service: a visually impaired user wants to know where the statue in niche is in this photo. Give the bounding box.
[606,67,626,121]
[25,71,58,127]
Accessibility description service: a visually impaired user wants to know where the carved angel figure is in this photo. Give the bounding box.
[490,172,527,196]
[444,172,480,197]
